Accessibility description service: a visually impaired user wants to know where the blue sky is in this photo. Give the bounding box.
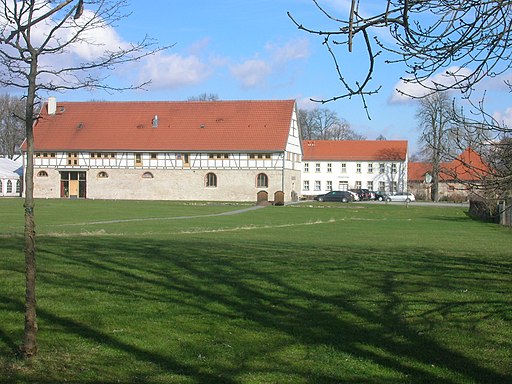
[34,1,512,154]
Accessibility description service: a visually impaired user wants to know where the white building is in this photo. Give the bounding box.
[23,99,303,202]
[0,156,23,197]
[301,140,408,196]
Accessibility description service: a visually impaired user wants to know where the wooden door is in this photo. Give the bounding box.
[69,180,79,197]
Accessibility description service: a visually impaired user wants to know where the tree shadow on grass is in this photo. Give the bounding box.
[1,235,511,383]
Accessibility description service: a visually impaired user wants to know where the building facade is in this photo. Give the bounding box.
[25,99,303,202]
[301,140,408,196]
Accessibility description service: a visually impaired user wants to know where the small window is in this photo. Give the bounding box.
[205,172,217,187]
[379,163,385,174]
[368,163,373,174]
[37,171,48,177]
[6,180,12,193]
[341,163,347,173]
[314,181,321,191]
[391,163,397,173]
[135,153,142,166]
[327,181,332,191]
[142,172,154,179]
[150,153,158,159]
[16,180,21,193]
[257,173,268,188]
[304,163,309,173]
[97,171,109,178]
[356,163,362,173]
[303,180,309,191]
[315,163,320,173]
[327,163,332,173]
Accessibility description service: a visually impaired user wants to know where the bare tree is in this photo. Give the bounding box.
[416,91,457,201]
[0,0,168,358]
[299,107,365,140]
[187,93,220,101]
[0,94,24,158]
[288,1,512,102]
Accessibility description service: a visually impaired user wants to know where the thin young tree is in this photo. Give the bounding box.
[0,0,168,358]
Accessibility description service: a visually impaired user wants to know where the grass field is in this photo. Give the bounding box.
[0,199,511,383]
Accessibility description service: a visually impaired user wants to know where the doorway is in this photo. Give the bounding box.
[60,171,87,198]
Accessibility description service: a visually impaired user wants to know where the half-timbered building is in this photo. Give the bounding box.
[25,98,302,202]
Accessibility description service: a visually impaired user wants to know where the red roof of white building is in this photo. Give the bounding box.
[302,140,408,161]
[27,100,296,152]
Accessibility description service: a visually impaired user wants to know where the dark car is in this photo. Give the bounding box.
[314,190,354,203]
[372,191,386,201]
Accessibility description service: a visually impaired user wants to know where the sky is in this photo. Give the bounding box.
[7,0,512,154]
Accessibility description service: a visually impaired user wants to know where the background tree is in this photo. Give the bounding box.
[299,107,365,140]
[0,0,166,358]
[187,93,220,101]
[0,94,24,158]
[376,134,387,141]
[415,91,457,202]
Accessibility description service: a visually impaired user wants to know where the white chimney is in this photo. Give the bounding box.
[47,97,57,115]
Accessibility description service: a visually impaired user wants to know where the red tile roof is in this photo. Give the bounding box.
[408,148,489,182]
[28,100,296,151]
[302,140,408,161]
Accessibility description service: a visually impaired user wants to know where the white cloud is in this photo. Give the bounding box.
[230,59,272,88]
[493,107,512,128]
[389,66,473,104]
[266,38,310,63]
[141,52,211,89]
[230,39,310,89]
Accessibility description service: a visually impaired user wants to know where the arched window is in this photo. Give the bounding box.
[257,173,268,188]
[97,171,109,178]
[6,180,12,193]
[0,179,3,193]
[142,172,154,179]
[16,180,21,194]
[205,172,217,187]
[37,170,48,177]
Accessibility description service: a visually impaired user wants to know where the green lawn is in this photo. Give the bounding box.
[0,199,511,383]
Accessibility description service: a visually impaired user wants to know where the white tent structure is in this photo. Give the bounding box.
[0,156,23,197]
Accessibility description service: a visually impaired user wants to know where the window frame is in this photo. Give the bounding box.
[205,172,217,188]
[256,173,269,188]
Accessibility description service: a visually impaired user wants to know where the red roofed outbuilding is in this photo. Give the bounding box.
[408,148,490,201]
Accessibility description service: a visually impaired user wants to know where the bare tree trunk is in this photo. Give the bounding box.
[20,58,38,358]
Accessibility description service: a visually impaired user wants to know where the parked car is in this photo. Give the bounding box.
[372,191,386,201]
[349,188,371,201]
[314,190,354,203]
[385,192,416,203]
[347,190,360,201]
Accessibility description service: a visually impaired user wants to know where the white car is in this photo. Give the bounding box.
[347,190,360,201]
[385,192,416,203]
